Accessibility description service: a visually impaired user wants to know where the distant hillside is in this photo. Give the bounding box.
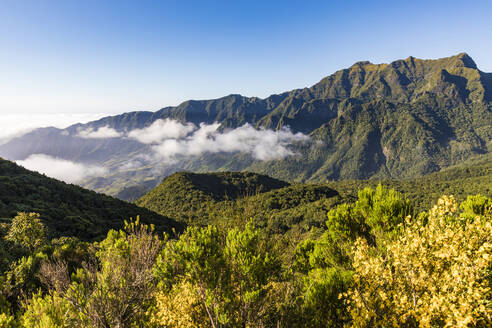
[0,158,183,240]
[135,171,289,221]
[326,154,492,212]
[135,171,344,251]
[1,53,491,198]
[135,156,492,237]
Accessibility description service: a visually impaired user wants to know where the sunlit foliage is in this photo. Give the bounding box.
[6,212,46,251]
[347,195,492,327]
[0,182,490,327]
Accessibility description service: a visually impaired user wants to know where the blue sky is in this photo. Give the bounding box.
[1,0,491,116]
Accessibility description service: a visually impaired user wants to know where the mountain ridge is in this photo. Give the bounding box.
[1,53,491,199]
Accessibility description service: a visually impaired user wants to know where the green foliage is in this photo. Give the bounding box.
[353,184,412,237]
[326,154,492,212]
[17,219,162,328]
[0,158,182,240]
[156,221,280,327]
[286,185,414,327]
[300,267,352,328]
[0,164,491,326]
[6,213,47,251]
[4,253,47,303]
[303,184,412,270]
[136,171,289,222]
[224,221,280,324]
[20,291,73,328]
[138,172,347,265]
[460,194,491,217]
[136,163,491,269]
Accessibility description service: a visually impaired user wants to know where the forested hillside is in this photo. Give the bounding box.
[0,158,182,240]
[0,182,489,327]
[326,153,492,211]
[135,171,290,221]
[136,155,492,229]
[0,53,491,327]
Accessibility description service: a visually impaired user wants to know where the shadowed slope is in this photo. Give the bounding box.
[0,158,183,240]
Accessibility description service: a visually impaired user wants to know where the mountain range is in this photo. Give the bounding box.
[1,53,491,200]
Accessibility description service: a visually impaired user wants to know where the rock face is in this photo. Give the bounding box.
[1,53,491,200]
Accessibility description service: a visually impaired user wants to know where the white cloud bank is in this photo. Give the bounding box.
[77,126,122,139]
[11,119,309,184]
[127,119,310,162]
[128,119,195,143]
[16,154,107,184]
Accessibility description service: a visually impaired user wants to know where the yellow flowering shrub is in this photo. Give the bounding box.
[347,195,491,328]
[152,281,210,328]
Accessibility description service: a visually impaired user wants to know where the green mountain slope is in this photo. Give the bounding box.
[135,171,289,221]
[326,153,492,212]
[135,171,345,248]
[1,53,491,199]
[0,158,183,240]
[136,155,491,237]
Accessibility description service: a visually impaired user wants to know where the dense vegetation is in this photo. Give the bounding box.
[326,153,492,212]
[0,158,182,240]
[1,53,491,199]
[135,171,289,221]
[0,184,489,327]
[134,157,491,242]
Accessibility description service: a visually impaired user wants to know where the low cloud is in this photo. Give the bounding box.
[128,119,309,162]
[128,119,195,144]
[16,154,107,183]
[77,126,122,139]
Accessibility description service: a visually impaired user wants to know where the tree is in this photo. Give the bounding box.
[224,221,280,327]
[347,195,492,328]
[299,267,352,328]
[320,184,412,268]
[289,185,414,327]
[155,225,228,327]
[154,221,279,328]
[6,213,47,251]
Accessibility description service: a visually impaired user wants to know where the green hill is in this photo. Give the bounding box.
[136,156,492,242]
[0,158,183,240]
[326,154,492,212]
[135,171,290,221]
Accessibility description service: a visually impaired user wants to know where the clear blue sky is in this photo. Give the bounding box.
[1,0,491,115]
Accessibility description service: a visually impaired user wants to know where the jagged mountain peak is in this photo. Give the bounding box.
[309,52,486,104]
[451,52,477,69]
